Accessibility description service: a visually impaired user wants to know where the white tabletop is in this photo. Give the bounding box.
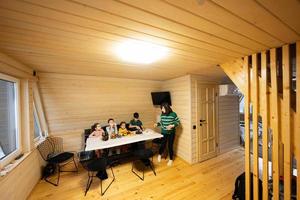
[85,129,163,151]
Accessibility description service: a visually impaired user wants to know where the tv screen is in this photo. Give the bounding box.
[151,92,171,106]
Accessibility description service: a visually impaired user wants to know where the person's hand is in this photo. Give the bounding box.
[166,124,175,130]
[154,123,158,128]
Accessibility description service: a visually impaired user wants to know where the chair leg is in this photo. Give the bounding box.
[73,157,78,172]
[57,165,61,185]
[44,158,77,187]
[45,178,58,186]
[149,158,156,176]
[60,156,78,173]
[84,173,93,196]
[44,164,60,186]
[131,160,145,181]
[100,167,115,196]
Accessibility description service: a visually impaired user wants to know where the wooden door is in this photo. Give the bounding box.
[197,84,218,162]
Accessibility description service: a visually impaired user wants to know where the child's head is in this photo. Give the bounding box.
[92,123,101,131]
[108,118,114,126]
[133,112,139,120]
[120,121,126,129]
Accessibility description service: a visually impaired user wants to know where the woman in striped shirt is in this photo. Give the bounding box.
[154,102,180,166]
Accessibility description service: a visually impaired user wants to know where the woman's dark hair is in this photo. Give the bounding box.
[161,102,173,115]
[119,121,126,127]
[108,118,114,123]
[133,112,139,119]
[91,123,100,132]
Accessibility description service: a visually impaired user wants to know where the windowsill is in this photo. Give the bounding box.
[0,151,31,179]
[0,136,47,179]
[0,135,47,179]
[34,136,46,147]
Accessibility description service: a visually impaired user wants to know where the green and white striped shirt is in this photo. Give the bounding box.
[157,112,180,134]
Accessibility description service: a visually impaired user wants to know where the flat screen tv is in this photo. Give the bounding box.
[151,91,171,106]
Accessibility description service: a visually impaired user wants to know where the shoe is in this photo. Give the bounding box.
[167,160,173,166]
[157,154,161,163]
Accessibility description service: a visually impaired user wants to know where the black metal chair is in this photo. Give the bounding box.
[37,137,78,186]
[78,151,115,196]
[131,148,156,181]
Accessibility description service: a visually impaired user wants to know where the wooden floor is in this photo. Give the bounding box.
[28,148,244,200]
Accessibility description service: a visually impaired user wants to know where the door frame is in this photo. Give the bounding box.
[195,83,219,163]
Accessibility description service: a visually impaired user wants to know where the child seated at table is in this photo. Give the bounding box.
[118,121,132,152]
[129,112,144,132]
[106,118,118,138]
[130,112,145,150]
[106,118,120,155]
[89,123,105,158]
[118,121,131,136]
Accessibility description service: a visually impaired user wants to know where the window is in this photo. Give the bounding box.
[0,73,21,167]
[33,103,43,142]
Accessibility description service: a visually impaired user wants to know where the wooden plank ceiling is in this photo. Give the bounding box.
[0,0,299,80]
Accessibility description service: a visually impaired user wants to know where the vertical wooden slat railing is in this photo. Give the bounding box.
[261,51,269,200]
[244,56,251,200]
[221,42,299,200]
[296,41,300,200]
[252,54,259,200]
[270,48,280,200]
[282,44,291,199]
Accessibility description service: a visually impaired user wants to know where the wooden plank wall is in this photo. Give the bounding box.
[218,95,240,154]
[38,73,162,151]
[241,42,299,200]
[38,73,221,164]
[38,73,195,163]
[0,150,43,200]
[161,75,192,163]
[0,52,32,79]
[0,51,43,200]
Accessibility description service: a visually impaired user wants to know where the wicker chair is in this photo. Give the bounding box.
[37,136,78,186]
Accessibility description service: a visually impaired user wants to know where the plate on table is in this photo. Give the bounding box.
[143,129,154,135]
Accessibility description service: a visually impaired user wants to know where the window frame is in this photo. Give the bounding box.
[0,73,22,169]
[33,101,43,143]
[33,101,44,144]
